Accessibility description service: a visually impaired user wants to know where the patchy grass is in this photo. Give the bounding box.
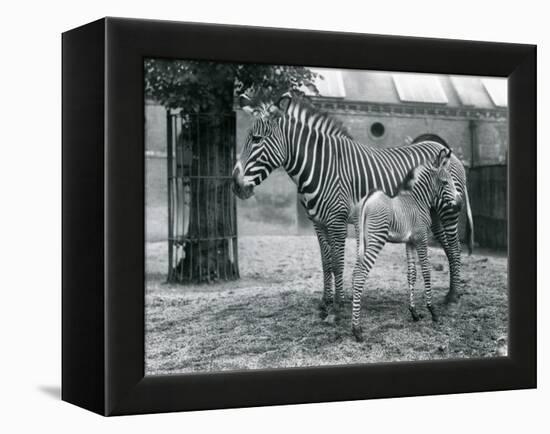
[145,236,508,375]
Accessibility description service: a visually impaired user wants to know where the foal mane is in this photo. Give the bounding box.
[395,164,430,196]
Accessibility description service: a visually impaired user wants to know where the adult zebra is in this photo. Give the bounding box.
[232,97,473,325]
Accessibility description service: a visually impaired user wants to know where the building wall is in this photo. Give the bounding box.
[472,120,508,165]
[145,102,167,153]
[145,103,168,242]
[468,165,507,249]
[146,102,508,246]
[145,155,168,242]
[337,112,472,163]
[238,106,508,167]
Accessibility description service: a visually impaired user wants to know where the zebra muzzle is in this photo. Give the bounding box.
[232,163,255,200]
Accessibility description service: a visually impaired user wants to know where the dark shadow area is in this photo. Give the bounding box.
[37,385,61,400]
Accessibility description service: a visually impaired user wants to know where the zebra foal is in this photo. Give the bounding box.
[351,148,458,342]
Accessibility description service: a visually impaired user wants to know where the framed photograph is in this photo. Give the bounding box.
[62,17,536,416]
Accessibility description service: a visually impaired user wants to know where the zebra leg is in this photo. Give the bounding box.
[313,222,333,318]
[406,243,421,321]
[416,237,438,322]
[328,222,348,312]
[351,259,369,342]
[430,210,461,304]
[430,209,448,249]
[442,227,461,304]
[351,235,386,342]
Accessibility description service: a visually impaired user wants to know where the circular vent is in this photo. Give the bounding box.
[370,122,385,138]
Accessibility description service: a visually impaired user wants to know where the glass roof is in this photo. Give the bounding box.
[307,68,346,98]
[481,78,508,107]
[392,73,448,104]
[301,67,506,109]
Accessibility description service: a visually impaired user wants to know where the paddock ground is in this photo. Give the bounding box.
[145,236,507,375]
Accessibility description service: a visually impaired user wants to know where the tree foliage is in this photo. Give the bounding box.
[144,59,319,112]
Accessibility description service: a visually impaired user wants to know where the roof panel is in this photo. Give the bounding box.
[392,73,448,104]
[481,78,508,107]
[307,67,346,98]
[303,67,505,110]
[342,70,400,103]
[450,76,494,107]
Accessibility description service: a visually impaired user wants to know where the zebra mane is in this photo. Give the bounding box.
[284,98,353,139]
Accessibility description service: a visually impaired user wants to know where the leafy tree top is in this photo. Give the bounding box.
[144,59,319,112]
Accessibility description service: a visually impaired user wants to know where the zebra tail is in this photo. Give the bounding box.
[464,186,474,255]
[358,198,369,259]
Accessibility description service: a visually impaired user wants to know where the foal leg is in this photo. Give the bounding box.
[351,233,387,342]
[442,225,462,305]
[406,243,421,321]
[416,238,438,322]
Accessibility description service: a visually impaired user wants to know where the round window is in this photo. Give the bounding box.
[370,122,385,138]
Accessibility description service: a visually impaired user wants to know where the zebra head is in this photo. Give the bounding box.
[429,148,460,212]
[232,99,288,200]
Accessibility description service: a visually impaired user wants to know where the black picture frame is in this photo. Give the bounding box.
[62,17,536,416]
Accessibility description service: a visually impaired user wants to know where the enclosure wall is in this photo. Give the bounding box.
[62,19,106,415]
[468,165,508,249]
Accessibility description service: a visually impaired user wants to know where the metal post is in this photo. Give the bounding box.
[166,110,174,282]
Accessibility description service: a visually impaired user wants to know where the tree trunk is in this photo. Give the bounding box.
[170,110,239,283]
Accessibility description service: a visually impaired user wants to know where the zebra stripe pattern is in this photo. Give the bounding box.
[352,149,457,341]
[233,97,473,332]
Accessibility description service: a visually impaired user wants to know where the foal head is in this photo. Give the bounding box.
[405,148,459,211]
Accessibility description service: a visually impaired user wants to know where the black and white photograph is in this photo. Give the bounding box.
[1,0,542,428]
[144,60,508,374]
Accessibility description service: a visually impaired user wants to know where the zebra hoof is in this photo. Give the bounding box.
[318,302,329,319]
[428,306,439,322]
[409,306,421,322]
[444,292,459,304]
[352,326,364,342]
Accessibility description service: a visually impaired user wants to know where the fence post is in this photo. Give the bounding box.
[166,110,174,281]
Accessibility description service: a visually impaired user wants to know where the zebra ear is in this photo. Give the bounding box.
[238,93,252,108]
[433,148,446,168]
[435,148,452,169]
[239,94,259,116]
[275,92,292,112]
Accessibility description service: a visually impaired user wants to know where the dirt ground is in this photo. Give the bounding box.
[145,236,508,375]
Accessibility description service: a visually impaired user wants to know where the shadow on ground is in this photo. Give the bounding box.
[37,385,61,400]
